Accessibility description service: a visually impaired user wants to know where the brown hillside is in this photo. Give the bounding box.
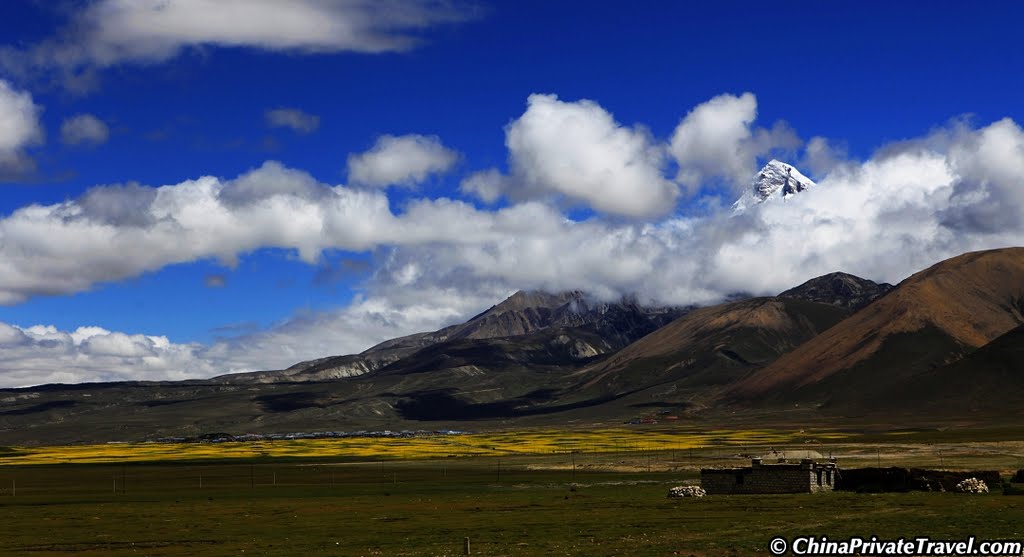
[874,323,1024,420]
[731,247,1024,399]
[570,297,849,400]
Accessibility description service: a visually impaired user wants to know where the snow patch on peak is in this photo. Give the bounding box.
[733,160,817,213]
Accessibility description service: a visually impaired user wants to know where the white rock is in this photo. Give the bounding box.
[667,485,706,498]
[955,478,989,493]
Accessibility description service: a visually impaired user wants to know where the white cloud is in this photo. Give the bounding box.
[82,331,159,358]
[669,92,800,192]
[459,168,507,203]
[0,0,476,89]
[0,161,383,303]
[218,160,327,206]
[670,92,756,188]
[0,80,44,175]
[0,160,541,304]
[265,108,319,134]
[0,323,30,347]
[0,323,213,387]
[476,93,679,218]
[347,134,459,187]
[60,113,110,146]
[801,136,849,177]
[941,118,1024,233]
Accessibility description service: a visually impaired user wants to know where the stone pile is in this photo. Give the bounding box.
[955,478,989,493]
[667,485,706,498]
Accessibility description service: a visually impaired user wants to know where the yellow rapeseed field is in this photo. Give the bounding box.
[0,428,850,465]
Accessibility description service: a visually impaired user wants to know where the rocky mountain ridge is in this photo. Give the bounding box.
[779,271,894,310]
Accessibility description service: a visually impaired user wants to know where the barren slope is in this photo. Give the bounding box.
[732,247,1024,401]
[566,297,850,405]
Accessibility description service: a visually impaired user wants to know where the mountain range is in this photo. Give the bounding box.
[2,163,1022,445]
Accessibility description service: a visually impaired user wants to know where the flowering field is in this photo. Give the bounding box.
[0,427,850,465]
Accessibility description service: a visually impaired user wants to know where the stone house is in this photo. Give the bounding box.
[700,451,838,494]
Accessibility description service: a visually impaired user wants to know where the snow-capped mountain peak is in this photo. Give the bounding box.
[732,160,817,212]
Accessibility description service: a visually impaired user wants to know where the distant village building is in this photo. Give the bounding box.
[700,450,837,494]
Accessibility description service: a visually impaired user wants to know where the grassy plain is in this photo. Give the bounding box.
[0,427,1022,556]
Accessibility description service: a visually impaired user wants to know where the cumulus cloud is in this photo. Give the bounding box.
[0,159,552,304]
[60,113,110,146]
[218,160,327,206]
[0,80,44,176]
[941,118,1024,233]
[459,168,507,204]
[468,94,679,218]
[347,134,459,187]
[669,92,800,192]
[0,323,213,387]
[0,0,476,90]
[265,108,320,134]
[801,136,849,177]
[77,182,159,226]
[0,160,396,303]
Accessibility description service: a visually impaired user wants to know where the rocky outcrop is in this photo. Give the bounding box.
[778,272,894,310]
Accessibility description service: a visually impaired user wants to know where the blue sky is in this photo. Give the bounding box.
[0,1,1023,386]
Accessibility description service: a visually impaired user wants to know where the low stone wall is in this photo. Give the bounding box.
[836,468,1002,492]
[835,467,911,492]
[909,469,1002,492]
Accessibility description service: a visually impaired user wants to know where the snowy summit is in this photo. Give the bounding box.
[732,160,817,212]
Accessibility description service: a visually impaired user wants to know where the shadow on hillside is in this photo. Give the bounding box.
[394,388,617,420]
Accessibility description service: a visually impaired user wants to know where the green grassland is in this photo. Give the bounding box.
[1,430,1023,556]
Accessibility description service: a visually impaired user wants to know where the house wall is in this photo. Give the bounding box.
[701,462,836,495]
